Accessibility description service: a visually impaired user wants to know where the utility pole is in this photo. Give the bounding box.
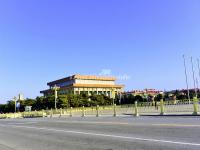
[183,55,190,103]
[191,57,197,97]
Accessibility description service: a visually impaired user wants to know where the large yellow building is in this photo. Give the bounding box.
[40,74,124,98]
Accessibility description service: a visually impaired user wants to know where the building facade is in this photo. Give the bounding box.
[124,89,163,97]
[40,74,124,98]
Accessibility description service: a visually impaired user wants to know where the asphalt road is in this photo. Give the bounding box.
[0,116,200,150]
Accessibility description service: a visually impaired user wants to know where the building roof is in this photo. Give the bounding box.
[47,74,117,86]
[40,83,124,94]
[72,83,124,88]
[124,89,162,95]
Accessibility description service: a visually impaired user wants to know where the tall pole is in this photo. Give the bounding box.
[183,55,190,103]
[196,78,199,90]
[13,96,17,113]
[119,92,122,105]
[52,85,60,109]
[197,58,200,94]
[198,59,200,79]
[191,57,197,97]
[55,89,57,109]
[111,88,115,105]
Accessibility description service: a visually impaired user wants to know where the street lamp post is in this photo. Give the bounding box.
[13,96,17,113]
[119,92,122,105]
[111,88,115,105]
[52,85,60,109]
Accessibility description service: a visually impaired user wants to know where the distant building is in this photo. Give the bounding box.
[40,74,124,98]
[169,88,199,94]
[124,89,163,97]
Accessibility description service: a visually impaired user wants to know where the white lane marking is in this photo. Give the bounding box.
[44,120,129,125]
[0,124,200,147]
[4,119,200,128]
[153,124,200,127]
[7,122,38,125]
[3,119,200,128]
[38,120,200,128]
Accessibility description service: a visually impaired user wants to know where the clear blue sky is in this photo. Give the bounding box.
[0,0,200,103]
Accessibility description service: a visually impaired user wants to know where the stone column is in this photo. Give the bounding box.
[78,88,80,95]
[87,88,90,95]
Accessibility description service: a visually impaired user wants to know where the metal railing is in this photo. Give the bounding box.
[0,98,199,119]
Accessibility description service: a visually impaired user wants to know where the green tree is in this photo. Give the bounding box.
[135,95,144,102]
[4,100,15,113]
[35,96,45,110]
[57,95,69,108]
[154,94,163,102]
[0,104,6,113]
[68,94,80,107]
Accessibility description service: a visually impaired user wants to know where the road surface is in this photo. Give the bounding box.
[0,116,200,150]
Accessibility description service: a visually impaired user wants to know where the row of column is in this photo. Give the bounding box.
[73,88,119,98]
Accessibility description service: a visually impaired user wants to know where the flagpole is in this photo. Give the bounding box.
[183,55,190,103]
[196,78,199,90]
[191,57,197,97]
[197,58,200,95]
